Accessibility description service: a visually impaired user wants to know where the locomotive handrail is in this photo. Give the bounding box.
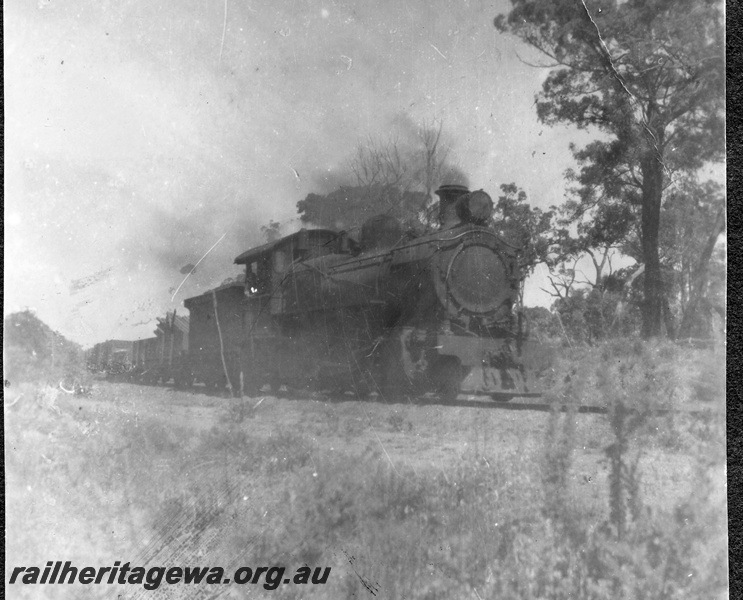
[390,226,523,253]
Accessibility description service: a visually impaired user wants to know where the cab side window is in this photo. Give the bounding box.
[246,256,273,296]
[246,263,260,295]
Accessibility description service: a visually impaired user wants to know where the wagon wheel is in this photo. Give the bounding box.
[203,372,224,391]
[211,379,224,391]
[174,367,194,389]
[269,372,282,395]
[238,368,261,397]
[173,356,193,389]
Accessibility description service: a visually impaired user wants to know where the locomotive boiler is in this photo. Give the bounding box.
[188,184,536,401]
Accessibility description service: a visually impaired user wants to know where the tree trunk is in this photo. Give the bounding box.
[678,207,725,338]
[662,296,677,340]
[640,152,665,338]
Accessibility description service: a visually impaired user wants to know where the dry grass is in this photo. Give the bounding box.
[4,339,726,599]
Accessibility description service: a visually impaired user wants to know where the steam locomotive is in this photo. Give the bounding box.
[90,184,537,401]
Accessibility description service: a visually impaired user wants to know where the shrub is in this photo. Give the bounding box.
[4,310,88,387]
[222,397,257,424]
[261,430,315,474]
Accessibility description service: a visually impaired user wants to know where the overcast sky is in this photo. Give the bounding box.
[6,0,592,345]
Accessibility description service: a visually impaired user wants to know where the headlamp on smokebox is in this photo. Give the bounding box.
[456,190,493,225]
[435,185,493,227]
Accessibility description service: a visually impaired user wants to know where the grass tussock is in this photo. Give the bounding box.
[541,338,725,452]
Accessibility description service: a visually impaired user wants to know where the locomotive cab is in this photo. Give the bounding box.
[235,228,342,299]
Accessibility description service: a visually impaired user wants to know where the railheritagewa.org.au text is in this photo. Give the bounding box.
[9,562,331,591]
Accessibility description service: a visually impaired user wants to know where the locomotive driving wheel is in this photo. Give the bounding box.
[346,350,377,399]
[350,365,375,400]
[378,344,414,403]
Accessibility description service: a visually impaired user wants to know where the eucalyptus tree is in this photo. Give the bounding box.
[495,0,724,337]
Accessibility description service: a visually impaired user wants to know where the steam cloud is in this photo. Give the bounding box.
[6,0,576,344]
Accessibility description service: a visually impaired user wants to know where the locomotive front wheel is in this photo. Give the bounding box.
[176,374,194,389]
[436,358,463,403]
[379,356,412,403]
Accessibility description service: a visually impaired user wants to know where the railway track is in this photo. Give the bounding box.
[412,398,717,416]
[272,388,720,417]
[93,378,721,417]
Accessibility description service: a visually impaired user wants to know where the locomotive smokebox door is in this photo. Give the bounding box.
[446,242,510,316]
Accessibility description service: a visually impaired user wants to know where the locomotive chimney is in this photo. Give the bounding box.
[435,184,470,229]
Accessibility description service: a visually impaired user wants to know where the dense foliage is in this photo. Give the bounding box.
[495,0,724,337]
[297,184,429,233]
[492,183,554,275]
[297,122,467,233]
